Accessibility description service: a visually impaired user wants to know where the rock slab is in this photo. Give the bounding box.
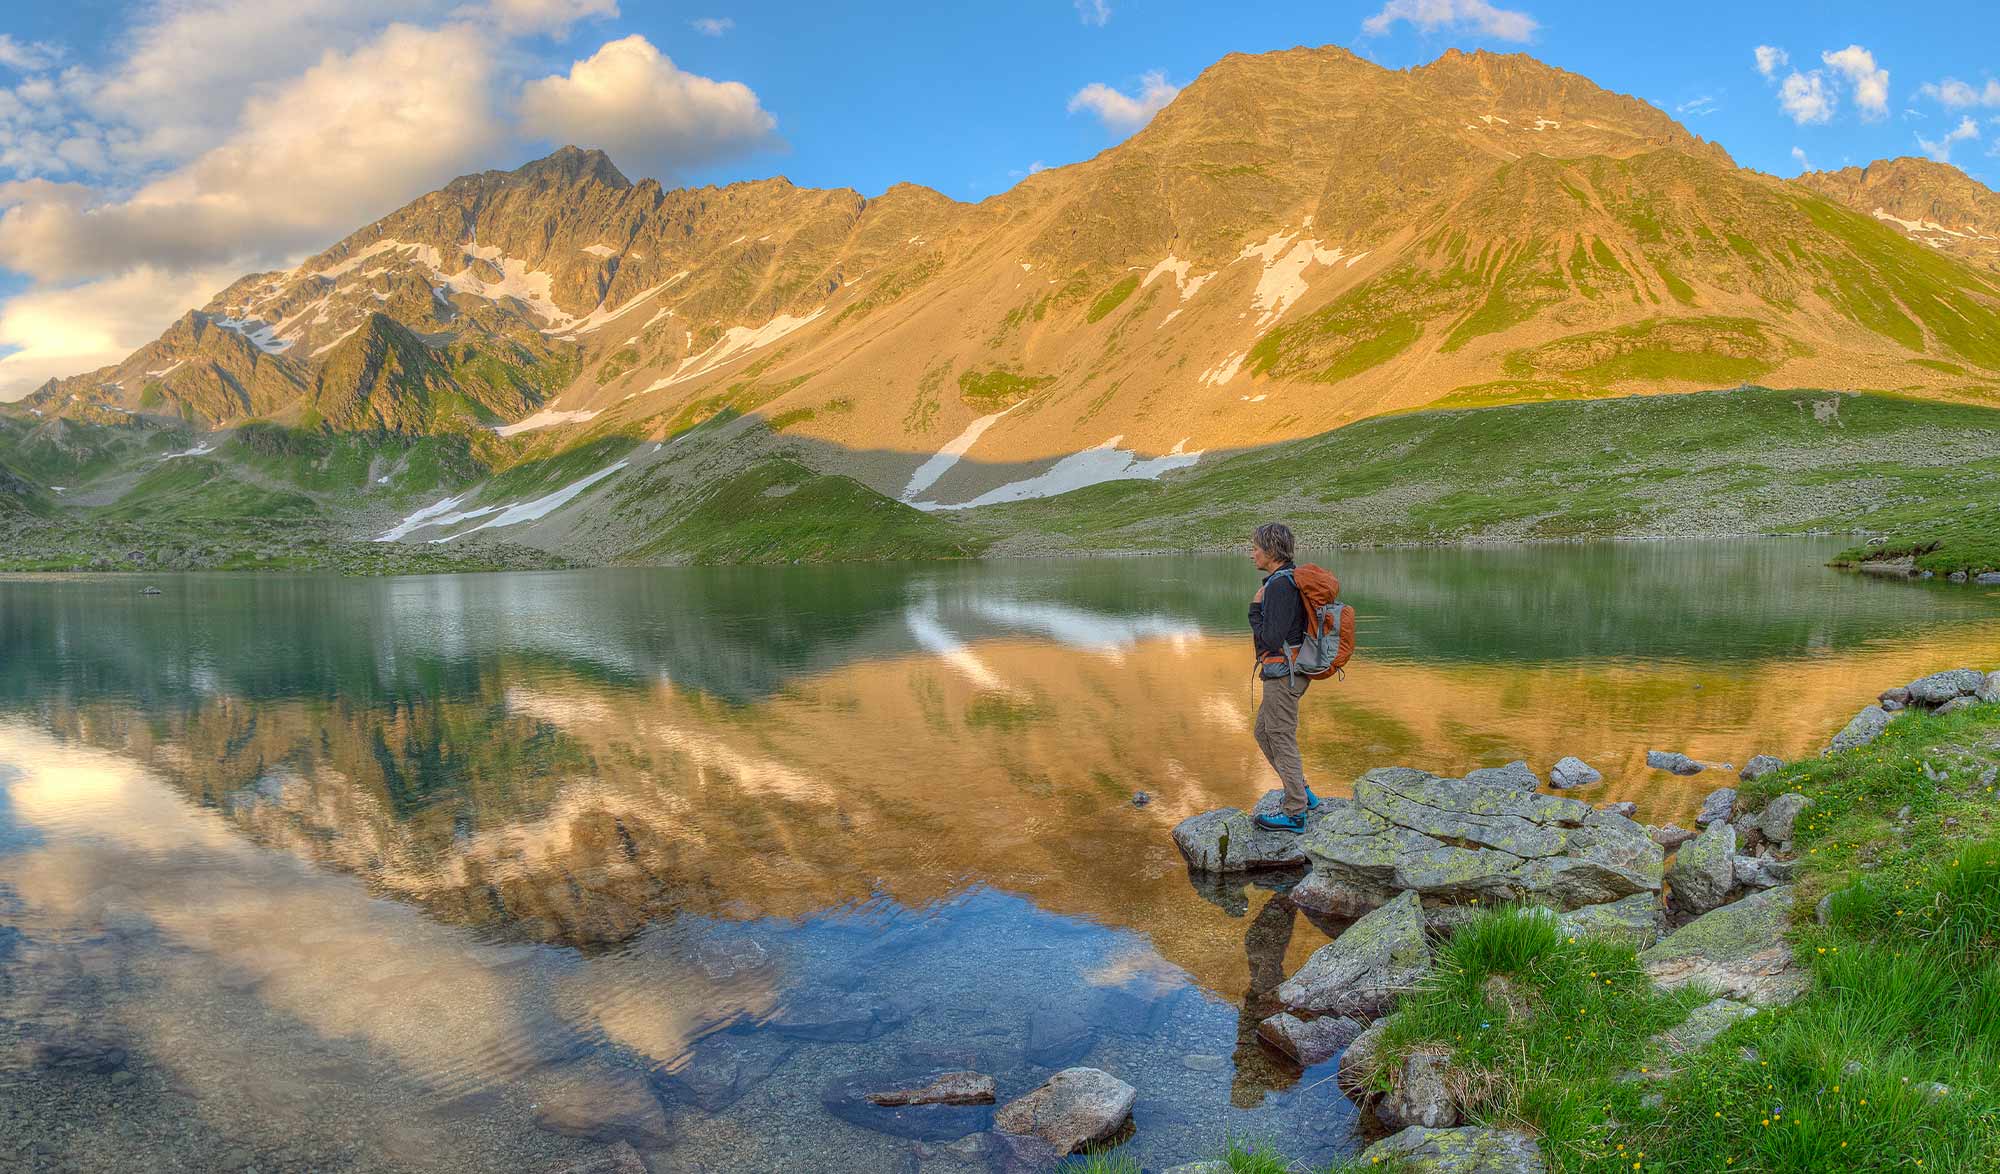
[1360,1126,1547,1174]
[1652,998,1758,1056]
[1298,767,1663,914]
[1907,669,1986,706]
[1640,886,1809,1006]
[1647,751,1706,776]
[1171,789,1337,874]
[993,1067,1135,1157]
[1277,889,1431,1018]
[1740,755,1784,782]
[866,1071,995,1107]
[1558,892,1663,948]
[1695,788,1737,828]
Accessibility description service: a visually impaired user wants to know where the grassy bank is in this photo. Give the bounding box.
[1831,502,2000,577]
[1348,702,2000,1172]
[978,388,2000,556]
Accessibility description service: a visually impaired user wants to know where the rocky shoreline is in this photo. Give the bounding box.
[1166,664,2000,1173]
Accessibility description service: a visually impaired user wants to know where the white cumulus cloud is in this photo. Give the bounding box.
[1778,70,1834,125]
[1067,71,1179,133]
[1790,146,1810,170]
[1361,0,1538,42]
[517,35,777,179]
[1821,45,1889,121]
[0,35,61,73]
[1920,78,2000,109]
[0,263,244,399]
[1754,45,1789,80]
[1917,115,1981,163]
[689,17,734,36]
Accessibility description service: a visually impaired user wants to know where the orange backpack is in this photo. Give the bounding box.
[1258,564,1356,681]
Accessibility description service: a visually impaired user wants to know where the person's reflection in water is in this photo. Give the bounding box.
[1186,868,1307,1106]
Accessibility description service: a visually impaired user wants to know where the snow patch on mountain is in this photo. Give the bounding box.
[642,308,827,392]
[901,403,1020,501]
[916,436,1202,510]
[1202,352,1247,386]
[492,408,603,437]
[440,460,630,541]
[582,244,619,257]
[212,316,293,354]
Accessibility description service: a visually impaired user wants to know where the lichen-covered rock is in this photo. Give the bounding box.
[1298,768,1663,914]
[1695,788,1737,828]
[1756,793,1812,846]
[1652,998,1757,1055]
[1549,757,1602,789]
[1879,686,1912,708]
[1465,760,1542,790]
[1377,1051,1461,1130]
[1277,890,1431,1018]
[1172,790,1339,873]
[993,1067,1135,1157]
[1287,866,1380,919]
[1827,706,1893,755]
[1740,755,1784,782]
[1647,751,1705,776]
[1938,696,1978,717]
[1667,823,1736,916]
[1558,892,1663,948]
[1360,1126,1546,1174]
[1906,669,1986,706]
[1256,1011,1364,1067]
[1649,824,1697,850]
[1979,672,2000,705]
[1640,886,1808,1006]
[1731,855,1796,889]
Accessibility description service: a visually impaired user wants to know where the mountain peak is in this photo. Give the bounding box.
[511,146,631,189]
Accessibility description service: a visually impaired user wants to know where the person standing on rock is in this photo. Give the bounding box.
[1248,522,1322,832]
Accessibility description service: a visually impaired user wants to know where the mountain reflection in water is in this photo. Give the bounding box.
[3,541,1999,1171]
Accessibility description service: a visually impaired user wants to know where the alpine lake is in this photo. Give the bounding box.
[3,539,1998,1172]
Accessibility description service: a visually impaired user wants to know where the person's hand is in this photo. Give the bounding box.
[1253,585,1265,603]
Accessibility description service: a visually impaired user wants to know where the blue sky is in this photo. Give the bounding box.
[1,0,1997,397]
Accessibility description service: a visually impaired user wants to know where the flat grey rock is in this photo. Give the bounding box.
[1652,998,1757,1055]
[1757,793,1812,846]
[1647,751,1705,776]
[1731,854,1795,889]
[1641,887,1809,1006]
[1255,1011,1363,1066]
[1695,788,1737,828]
[1171,789,1338,873]
[1667,822,1735,916]
[1740,755,1784,782]
[1558,892,1663,948]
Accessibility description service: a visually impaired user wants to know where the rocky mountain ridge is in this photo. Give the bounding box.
[7,44,2000,544]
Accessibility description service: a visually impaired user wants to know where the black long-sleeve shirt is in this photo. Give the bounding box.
[1249,562,1305,657]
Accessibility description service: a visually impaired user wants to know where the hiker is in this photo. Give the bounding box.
[1248,523,1318,832]
[1245,523,1354,832]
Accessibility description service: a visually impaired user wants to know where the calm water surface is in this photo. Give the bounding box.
[2,541,1998,1172]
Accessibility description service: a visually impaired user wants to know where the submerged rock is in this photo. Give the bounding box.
[1024,1005,1096,1068]
[1360,1126,1546,1173]
[529,1065,671,1148]
[1171,789,1336,874]
[993,1067,1135,1158]
[1549,757,1603,790]
[1667,823,1736,916]
[1256,1011,1364,1067]
[866,1071,996,1107]
[1277,890,1431,1019]
[1828,706,1894,755]
[1297,768,1663,915]
[1907,669,1986,706]
[655,1032,794,1112]
[769,989,916,1042]
[1695,788,1737,828]
[1647,751,1705,776]
[1640,886,1808,1006]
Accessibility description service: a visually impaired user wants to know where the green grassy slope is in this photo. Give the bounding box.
[976,388,2000,556]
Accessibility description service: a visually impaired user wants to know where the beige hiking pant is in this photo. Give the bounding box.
[1255,672,1312,816]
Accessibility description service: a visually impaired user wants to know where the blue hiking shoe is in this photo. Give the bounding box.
[1254,811,1307,834]
[1305,787,1322,812]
